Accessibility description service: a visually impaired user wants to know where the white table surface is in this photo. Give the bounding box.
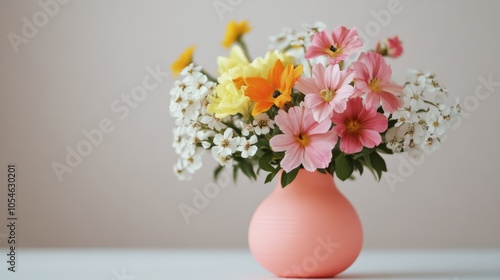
[0,249,499,280]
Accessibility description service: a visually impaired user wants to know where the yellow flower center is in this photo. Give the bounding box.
[325,45,342,58]
[296,133,310,147]
[369,78,382,93]
[320,89,336,102]
[346,120,362,135]
[258,119,268,128]
[221,139,229,148]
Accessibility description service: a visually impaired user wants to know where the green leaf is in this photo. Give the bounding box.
[280,167,300,188]
[265,169,279,184]
[327,160,335,175]
[353,159,364,176]
[259,152,275,172]
[377,106,384,114]
[387,117,397,128]
[317,168,326,174]
[335,154,353,181]
[213,165,224,181]
[369,152,387,181]
[239,161,257,181]
[376,144,394,154]
[233,165,239,183]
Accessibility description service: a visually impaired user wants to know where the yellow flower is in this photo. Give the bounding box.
[217,46,249,75]
[171,46,195,76]
[208,77,252,119]
[222,20,251,48]
[207,50,295,119]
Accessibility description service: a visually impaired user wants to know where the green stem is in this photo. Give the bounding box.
[301,46,313,76]
[200,68,217,83]
[237,38,252,61]
[423,99,439,108]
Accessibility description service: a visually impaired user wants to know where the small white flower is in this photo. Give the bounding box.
[422,133,441,153]
[269,27,293,51]
[182,100,201,122]
[212,149,233,167]
[184,74,209,98]
[289,31,309,48]
[180,63,202,76]
[182,152,203,173]
[240,121,254,136]
[406,70,427,88]
[411,120,427,144]
[253,113,275,135]
[403,84,425,110]
[169,92,189,118]
[170,80,188,96]
[302,21,326,35]
[172,126,190,155]
[237,135,258,158]
[425,109,447,136]
[200,115,225,131]
[424,73,443,93]
[173,160,192,180]
[392,109,411,127]
[385,126,406,152]
[212,128,239,156]
[188,129,211,147]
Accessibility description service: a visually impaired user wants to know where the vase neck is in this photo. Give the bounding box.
[275,169,338,194]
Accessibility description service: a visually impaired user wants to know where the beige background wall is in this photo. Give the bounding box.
[0,0,499,249]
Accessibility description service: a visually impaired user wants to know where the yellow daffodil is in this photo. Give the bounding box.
[171,46,195,76]
[217,46,249,75]
[222,20,251,48]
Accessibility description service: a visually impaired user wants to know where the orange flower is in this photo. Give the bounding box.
[244,60,303,116]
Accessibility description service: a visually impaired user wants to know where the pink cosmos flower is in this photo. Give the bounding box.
[270,106,337,172]
[332,98,388,154]
[352,52,404,113]
[387,36,403,58]
[295,63,355,122]
[375,36,403,58]
[305,26,363,65]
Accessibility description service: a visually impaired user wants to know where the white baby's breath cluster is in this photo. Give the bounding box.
[170,64,222,180]
[209,114,274,169]
[385,70,461,158]
[170,64,277,180]
[269,21,328,76]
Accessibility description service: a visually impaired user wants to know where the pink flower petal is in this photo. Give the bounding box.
[295,77,320,94]
[270,134,297,152]
[358,129,382,148]
[281,145,303,172]
[379,91,403,113]
[365,113,389,132]
[274,108,300,135]
[339,133,363,154]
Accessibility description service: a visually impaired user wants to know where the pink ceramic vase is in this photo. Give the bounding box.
[248,169,363,278]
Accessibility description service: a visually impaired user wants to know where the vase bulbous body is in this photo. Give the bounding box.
[248,170,363,278]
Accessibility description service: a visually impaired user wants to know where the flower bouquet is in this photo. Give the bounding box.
[170,20,461,187]
[170,20,461,277]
